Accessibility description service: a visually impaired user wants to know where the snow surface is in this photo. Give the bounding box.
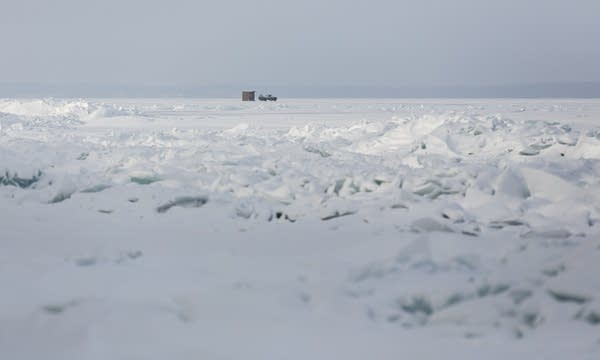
[1,98,600,359]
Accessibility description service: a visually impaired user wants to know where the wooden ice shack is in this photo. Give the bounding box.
[242,91,256,101]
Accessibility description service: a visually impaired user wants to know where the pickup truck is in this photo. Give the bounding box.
[258,94,277,101]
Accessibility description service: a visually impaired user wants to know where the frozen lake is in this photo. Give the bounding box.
[1,98,599,359]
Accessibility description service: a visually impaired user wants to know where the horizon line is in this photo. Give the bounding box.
[2,82,600,99]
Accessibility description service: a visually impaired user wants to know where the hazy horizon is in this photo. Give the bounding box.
[2,81,600,98]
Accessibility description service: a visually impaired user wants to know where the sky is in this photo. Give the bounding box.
[1,0,600,94]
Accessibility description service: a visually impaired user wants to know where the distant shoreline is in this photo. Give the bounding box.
[2,82,600,99]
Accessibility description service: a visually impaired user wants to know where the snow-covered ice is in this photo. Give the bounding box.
[1,98,599,359]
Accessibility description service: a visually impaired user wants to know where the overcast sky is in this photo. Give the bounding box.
[1,0,600,90]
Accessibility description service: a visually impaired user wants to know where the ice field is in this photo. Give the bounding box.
[1,98,600,359]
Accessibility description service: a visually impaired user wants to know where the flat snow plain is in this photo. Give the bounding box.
[1,98,599,359]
